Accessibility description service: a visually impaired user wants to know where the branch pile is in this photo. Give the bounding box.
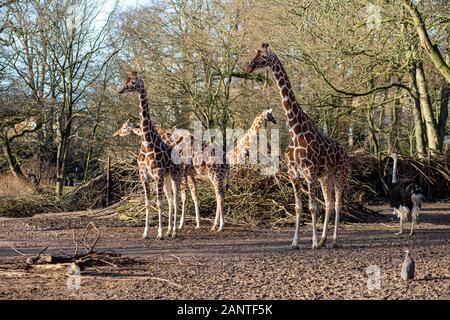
[22,222,120,270]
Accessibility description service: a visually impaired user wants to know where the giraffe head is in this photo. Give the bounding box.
[118,71,144,94]
[262,108,277,124]
[246,43,275,73]
[113,119,140,137]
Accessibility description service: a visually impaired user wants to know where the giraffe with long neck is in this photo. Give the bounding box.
[228,109,276,165]
[114,120,201,231]
[246,43,350,249]
[115,118,227,232]
[118,72,183,240]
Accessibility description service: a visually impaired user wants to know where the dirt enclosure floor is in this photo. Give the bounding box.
[0,202,449,300]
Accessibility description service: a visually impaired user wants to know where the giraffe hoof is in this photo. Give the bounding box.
[395,231,403,235]
[155,235,164,240]
[165,230,172,237]
[211,226,217,231]
[142,234,149,240]
[290,244,300,250]
[409,231,414,236]
[195,225,201,230]
[312,243,319,250]
[171,232,177,239]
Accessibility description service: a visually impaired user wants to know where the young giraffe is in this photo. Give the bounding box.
[118,72,183,240]
[228,109,277,165]
[113,120,201,231]
[246,43,350,249]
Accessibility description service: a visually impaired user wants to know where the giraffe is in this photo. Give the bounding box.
[113,120,201,231]
[246,43,350,249]
[228,109,277,166]
[114,117,227,232]
[118,72,183,240]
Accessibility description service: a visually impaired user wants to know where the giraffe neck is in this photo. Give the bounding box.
[270,55,317,137]
[249,113,265,135]
[229,113,265,165]
[138,87,165,151]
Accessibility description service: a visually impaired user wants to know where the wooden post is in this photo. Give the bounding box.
[106,155,111,207]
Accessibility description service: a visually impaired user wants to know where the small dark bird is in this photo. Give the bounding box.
[401,250,415,281]
[387,154,425,235]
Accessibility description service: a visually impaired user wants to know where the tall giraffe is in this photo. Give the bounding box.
[113,120,200,231]
[118,72,183,240]
[228,109,276,165]
[246,43,350,249]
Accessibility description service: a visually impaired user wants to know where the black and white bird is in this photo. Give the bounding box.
[401,249,415,281]
[387,153,425,235]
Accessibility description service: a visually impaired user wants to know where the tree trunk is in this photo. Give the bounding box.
[437,78,449,150]
[386,86,400,155]
[366,109,379,155]
[408,66,427,158]
[415,62,439,154]
[55,131,71,196]
[55,140,65,196]
[2,139,27,181]
[402,0,450,83]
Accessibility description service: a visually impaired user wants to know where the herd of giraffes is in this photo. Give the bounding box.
[115,43,350,249]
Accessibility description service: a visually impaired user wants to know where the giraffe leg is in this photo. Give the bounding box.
[140,167,152,240]
[163,177,174,237]
[177,175,188,230]
[217,173,225,232]
[210,174,219,231]
[209,170,225,232]
[187,175,201,229]
[215,174,225,232]
[318,175,333,248]
[155,175,164,240]
[307,180,319,249]
[332,180,344,248]
[208,171,220,231]
[170,173,181,239]
[330,169,347,248]
[290,177,302,250]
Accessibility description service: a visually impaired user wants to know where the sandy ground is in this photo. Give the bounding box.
[0,202,448,300]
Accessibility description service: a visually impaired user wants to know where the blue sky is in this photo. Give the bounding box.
[103,0,152,14]
[97,0,152,24]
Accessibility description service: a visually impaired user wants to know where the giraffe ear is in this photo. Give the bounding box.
[132,71,138,77]
[268,108,273,113]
